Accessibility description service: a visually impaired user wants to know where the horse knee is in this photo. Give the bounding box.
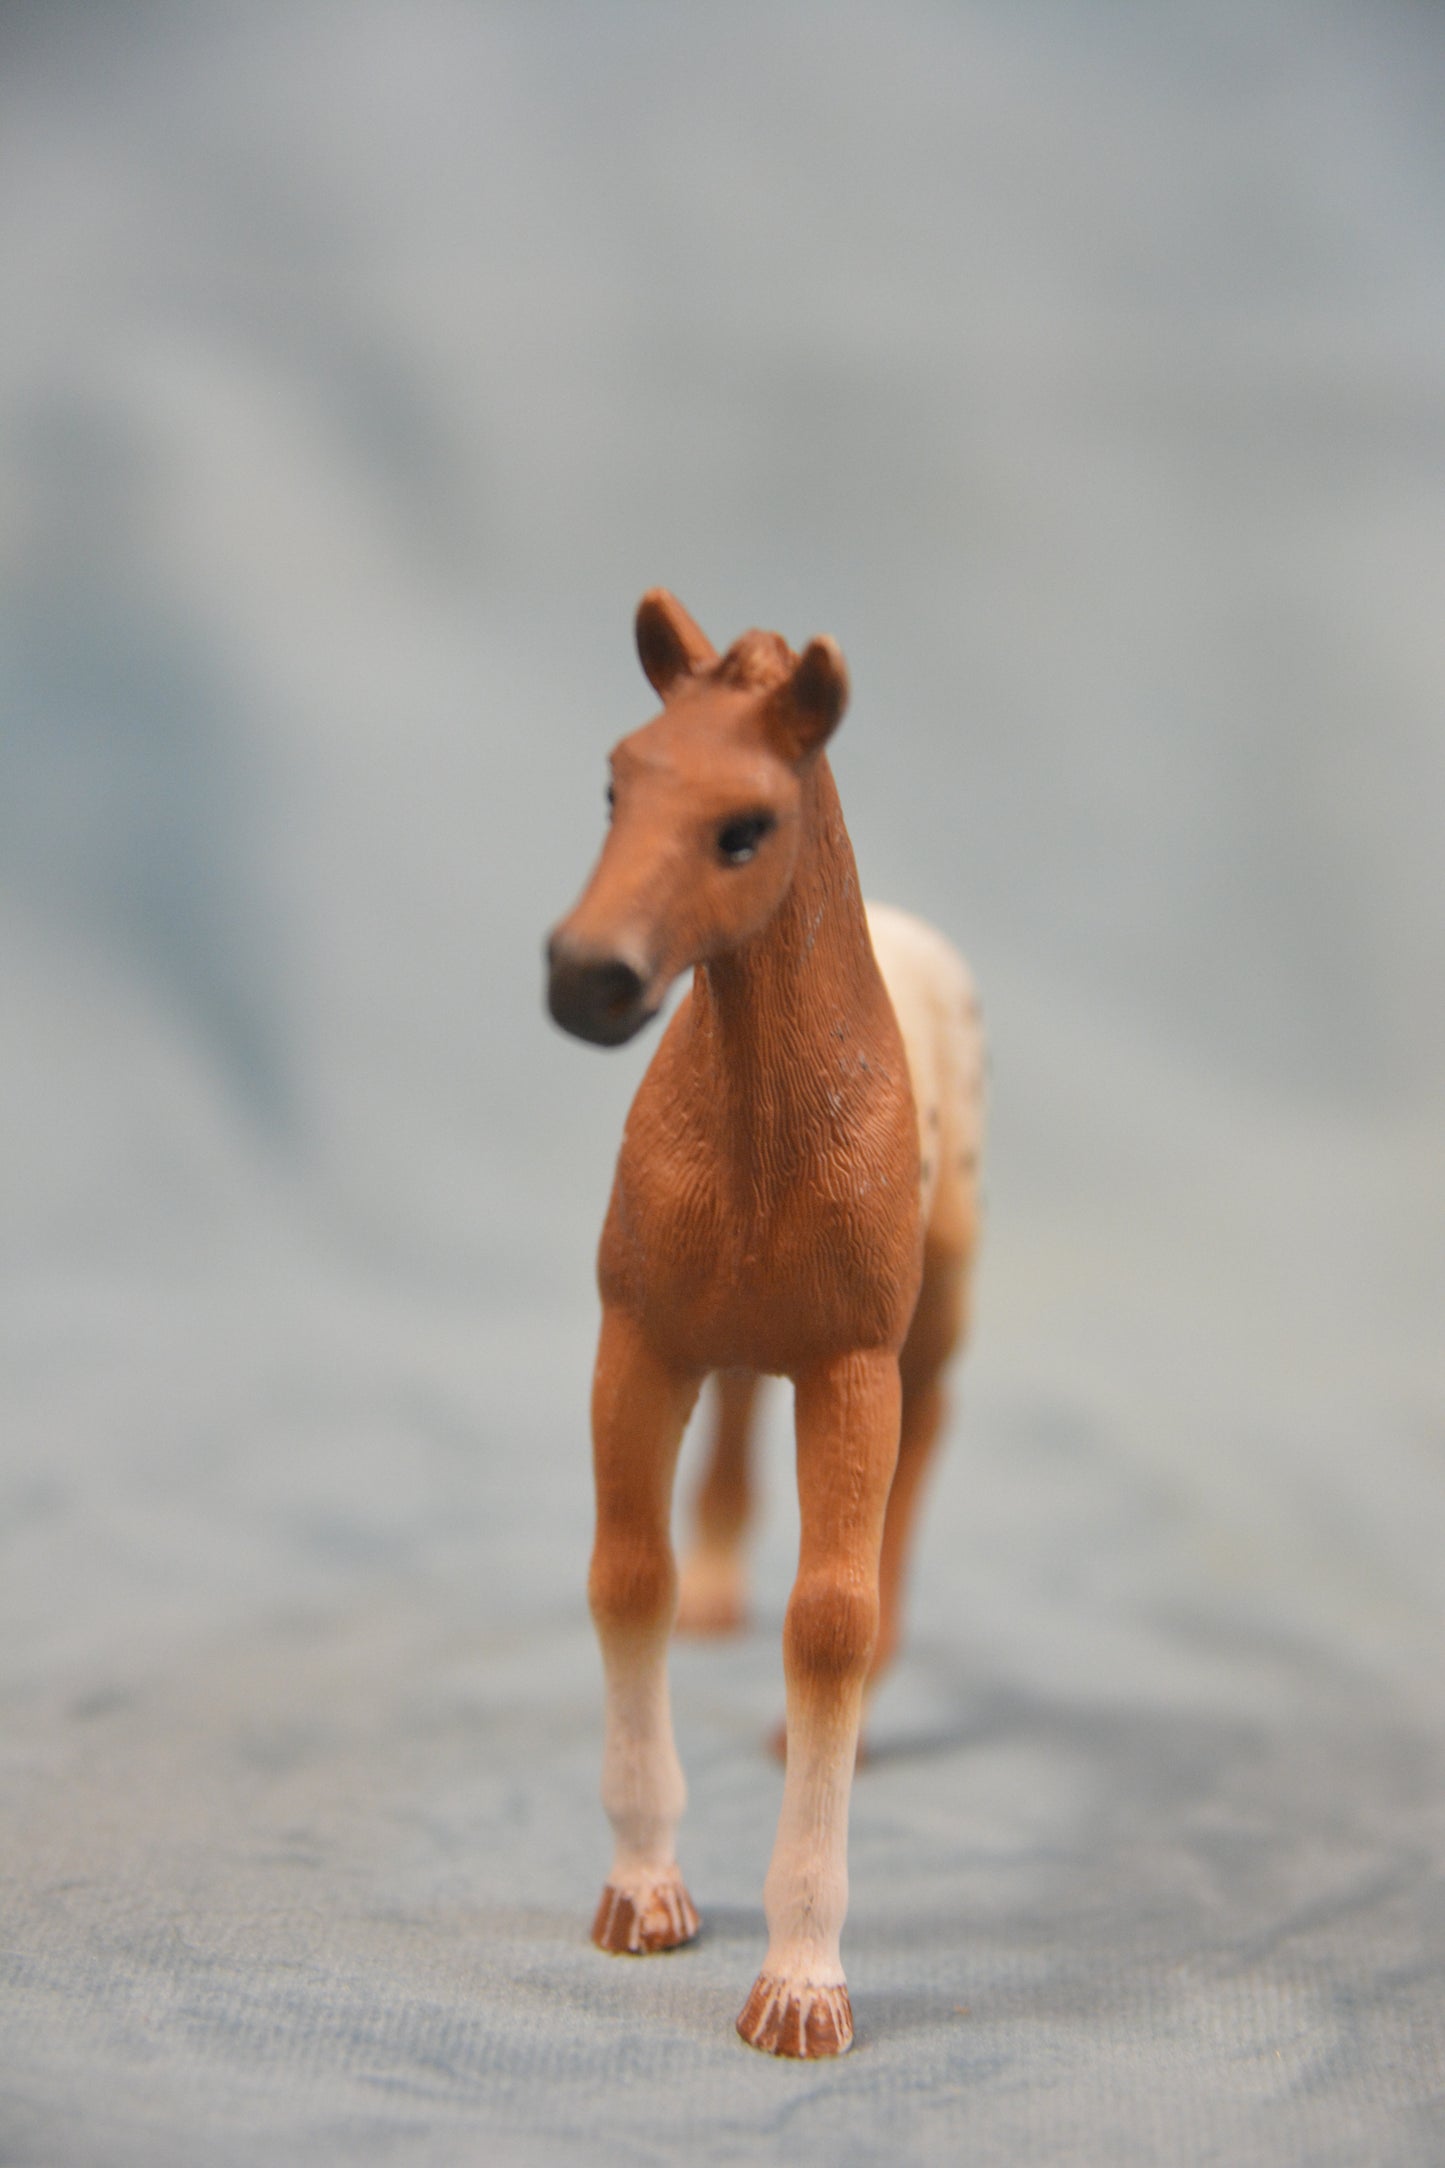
[589,1535,675,1636]
[784,1572,879,1687]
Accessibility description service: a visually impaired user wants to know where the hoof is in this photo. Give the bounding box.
[737,1973,854,2058]
[674,1553,746,1637]
[591,1875,700,1955]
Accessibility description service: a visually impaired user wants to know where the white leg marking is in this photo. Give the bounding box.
[593,1630,699,1953]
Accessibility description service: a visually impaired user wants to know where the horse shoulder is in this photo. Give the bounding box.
[597,994,725,1317]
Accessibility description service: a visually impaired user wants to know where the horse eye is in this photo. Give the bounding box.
[717,813,775,865]
[606,781,615,817]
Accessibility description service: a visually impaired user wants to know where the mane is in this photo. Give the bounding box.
[709,630,795,693]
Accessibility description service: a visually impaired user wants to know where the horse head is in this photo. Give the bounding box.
[547,590,849,1046]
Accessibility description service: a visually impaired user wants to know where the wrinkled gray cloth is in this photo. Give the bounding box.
[1,5,1442,2163]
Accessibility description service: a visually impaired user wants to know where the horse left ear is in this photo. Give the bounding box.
[766,636,850,762]
[636,590,717,698]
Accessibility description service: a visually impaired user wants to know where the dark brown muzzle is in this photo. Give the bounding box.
[546,931,657,1047]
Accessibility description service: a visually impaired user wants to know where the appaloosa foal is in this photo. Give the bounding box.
[546,591,982,2057]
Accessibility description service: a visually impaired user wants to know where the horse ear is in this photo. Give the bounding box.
[635,589,717,697]
[765,636,850,762]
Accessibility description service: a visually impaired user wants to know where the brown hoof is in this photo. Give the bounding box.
[591,1876,700,1954]
[736,1973,854,2058]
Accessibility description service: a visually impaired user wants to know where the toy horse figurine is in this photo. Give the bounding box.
[546,591,983,2058]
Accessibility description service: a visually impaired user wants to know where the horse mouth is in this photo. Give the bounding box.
[546,947,660,1047]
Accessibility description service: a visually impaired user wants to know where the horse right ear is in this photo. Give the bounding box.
[635,590,717,697]
[764,635,850,763]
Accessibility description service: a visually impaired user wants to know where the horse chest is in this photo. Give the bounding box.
[599,1088,920,1375]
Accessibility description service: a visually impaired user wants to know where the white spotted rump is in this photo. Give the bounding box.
[866,900,984,1256]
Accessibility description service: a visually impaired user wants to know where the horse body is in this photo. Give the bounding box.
[599,754,922,1380]
[546,592,982,2058]
[674,901,982,1679]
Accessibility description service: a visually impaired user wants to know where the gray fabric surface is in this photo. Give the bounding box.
[1,3,1442,2162]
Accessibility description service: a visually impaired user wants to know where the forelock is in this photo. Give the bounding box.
[710,629,794,693]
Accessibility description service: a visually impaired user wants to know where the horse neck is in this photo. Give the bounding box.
[691,754,882,1158]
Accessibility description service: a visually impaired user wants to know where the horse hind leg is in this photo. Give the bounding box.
[675,1367,761,1636]
[867,1234,972,1703]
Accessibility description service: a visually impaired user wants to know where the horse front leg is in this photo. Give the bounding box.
[588,1305,703,1954]
[737,1348,901,2057]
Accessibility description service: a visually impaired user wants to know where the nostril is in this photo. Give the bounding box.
[546,940,654,1046]
[594,961,644,1018]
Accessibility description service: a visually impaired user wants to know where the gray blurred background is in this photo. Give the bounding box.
[1,4,1441,2163]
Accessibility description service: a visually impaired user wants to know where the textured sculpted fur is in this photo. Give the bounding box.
[546,592,982,2058]
[677,902,983,1652]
